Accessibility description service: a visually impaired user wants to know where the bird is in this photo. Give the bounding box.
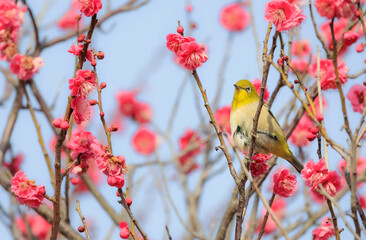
[230,79,304,173]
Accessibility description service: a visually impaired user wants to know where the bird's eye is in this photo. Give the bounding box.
[245,86,251,93]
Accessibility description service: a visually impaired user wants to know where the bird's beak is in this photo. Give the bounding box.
[234,84,239,90]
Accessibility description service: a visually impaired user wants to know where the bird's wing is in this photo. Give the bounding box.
[258,104,286,141]
[257,130,278,140]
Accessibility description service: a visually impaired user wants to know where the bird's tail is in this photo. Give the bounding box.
[288,155,304,173]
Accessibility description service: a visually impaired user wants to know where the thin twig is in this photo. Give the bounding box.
[256,193,276,240]
[117,188,148,240]
[76,200,91,240]
[21,82,54,187]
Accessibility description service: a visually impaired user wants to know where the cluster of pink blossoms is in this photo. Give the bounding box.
[0,0,43,80]
[256,198,286,234]
[290,95,326,146]
[264,0,306,32]
[58,6,81,30]
[0,0,26,60]
[97,154,127,188]
[66,129,128,188]
[215,105,231,135]
[166,29,208,71]
[4,153,23,175]
[290,115,316,147]
[116,90,153,125]
[11,171,45,208]
[272,168,297,198]
[320,18,362,54]
[312,217,335,240]
[66,129,104,175]
[220,3,250,32]
[314,0,357,19]
[301,159,343,201]
[250,153,272,178]
[132,127,157,155]
[308,58,348,90]
[178,129,205,174]
[290,39,311,74]
[347,84,366,114]
[73,0,102,17]
[10,54,44,80]
[16,214,51,239]
[68,69,96,125]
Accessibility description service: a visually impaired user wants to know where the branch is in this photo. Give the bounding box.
[76,200,91,240]
[40,0,150,50]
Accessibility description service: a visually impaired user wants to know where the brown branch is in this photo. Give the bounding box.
[118,188,148,240]
[343,169,366,230]
[309,2,331,58]
[51,14,99,240]
[256,193,276,240]
[329,19,352,138]
[0,86,24,166]
[76,200,91,240]
[81,175,123,225]
[40,0,150,50]
[28,80,58,135]
[93,70,112,152]
[235,26,278,240]
[191,70,241,187]
[0,169,85,240]
[326,199,341,240]
[347,68,366,79]
[21,82,54,187]
[22,0,41,56]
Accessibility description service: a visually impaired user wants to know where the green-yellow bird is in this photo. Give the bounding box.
[230,79,304,173]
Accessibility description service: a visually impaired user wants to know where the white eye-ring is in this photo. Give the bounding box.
[245,86,251,93]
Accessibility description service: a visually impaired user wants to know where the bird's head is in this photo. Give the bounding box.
[232,80,259,110]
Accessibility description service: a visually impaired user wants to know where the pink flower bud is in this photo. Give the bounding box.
[119,228,130,239]
[356,43,364,53]
[177,26,184,34]
[307,132,317,141]
[60,120,70,130]
[78,226,85,232]
[53,118,62,128]
[119,221,128,229]
[91,60,96,66]
[107,176,116,186]
[109,124,119,132]
[125,197,133,206]
[277,58,284,67]
[100,82,107,89]
[115,177,125,188]
[316,112,324,122]
[38,185,46,195]
[310,127,319,134]
[89,99,98,105]
[77,33,85,42]
[100,111,105,117]
[71,177,80,185]
[96,51,104,60]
